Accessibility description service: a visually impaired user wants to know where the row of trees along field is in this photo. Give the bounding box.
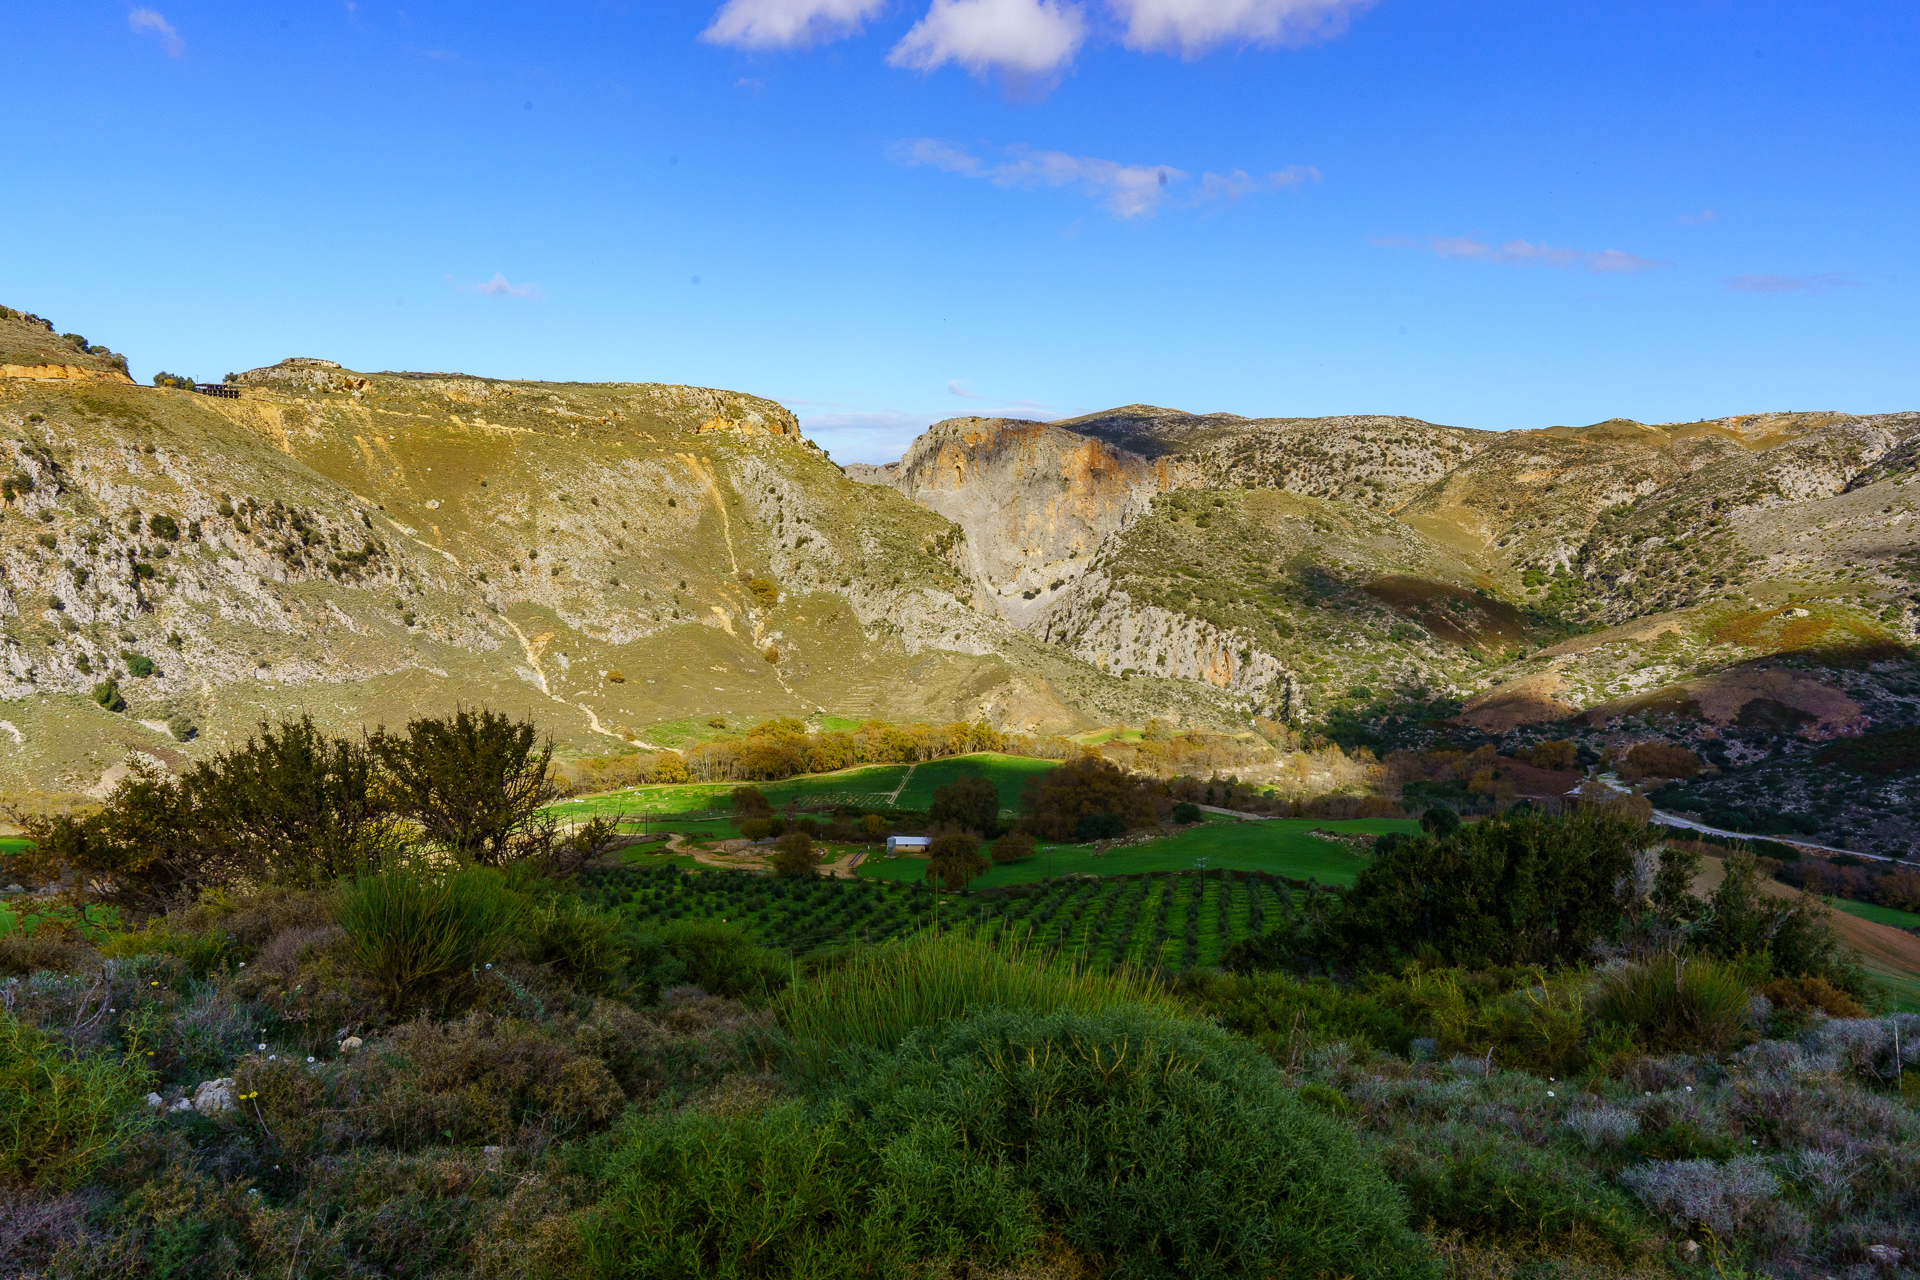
[2,707,1915,1280]
[551,715,1305,792]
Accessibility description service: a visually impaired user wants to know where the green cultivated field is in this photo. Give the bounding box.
[582,864,938,955]
[548,752,1060,824]
[858,816,1412,890]
[962,871,1297,969]
[1830,898,1920,931]
[582,861,1307,971]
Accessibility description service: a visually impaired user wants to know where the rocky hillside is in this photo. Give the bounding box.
[0,313,1265,797]
[857,404,1920,855]
[6,302,1919,853]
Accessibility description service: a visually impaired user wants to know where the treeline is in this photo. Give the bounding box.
[1226,804,1868,1006]
[14,710,607,909]
[552,715,1293,793]
[1777,856,1920,912]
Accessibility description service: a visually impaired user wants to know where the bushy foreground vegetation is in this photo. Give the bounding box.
[3,711,1918,1279]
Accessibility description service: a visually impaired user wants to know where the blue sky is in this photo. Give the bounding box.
[3,1,1915,462]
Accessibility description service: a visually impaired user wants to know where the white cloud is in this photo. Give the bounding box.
[1108,0,1370,57]
[888,0,1087,79]
[794,409,940,463]
[1378,235,1672,274]
[948,379,1054,409]
[1723,272,1863,295]
[895,140,1315,218]
[128,8,184,57]
[895,139,1183,217]
[1197,165,1318,202]
[1678,208,1718,226]
[448,272,545,300]
[702,0,888,49]
[895,137,984,175]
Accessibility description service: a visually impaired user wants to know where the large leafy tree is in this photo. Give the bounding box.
[1337,807,1655,970]
[1019,756,1155,841]
[928,775,999,835]
[372,708,556,863]
[924,831,989,891]
[17,717,394,906]
[195,717,397,886]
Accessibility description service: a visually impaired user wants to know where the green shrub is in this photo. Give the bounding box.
[737,817,773,841]
[657,919,788,1002]
[1339,808,1654,971]
[0,1013,154,1190]
[990,830,1036,863]
[1174,969,1417,1059]
[98,920,233,978]
[91,677,126,713]
[1074,812,1128,840]
[582,1096,1020,1279]
[779,929,1167,1086]
[923,830,986,889]
[847,1006,1433,1279]
[1170,801,1202,824]
[122,651,156,678]
[1592,954,1751,1055]
[520,897,629,995]
[338,864,521,1015]
[1395,968,1594,1075]
[1378,1123,1643,1257]
[586,1006,1432,1280]
[770,831,817,878]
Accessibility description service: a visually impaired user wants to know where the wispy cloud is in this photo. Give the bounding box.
[128,8,184,57]
[1198,165,1319,201]
[1723,272,1864,296]
[793,409,939,463]
[1376,234,1672,274]
[894,139,1314,218]
[888,0,1087,82]
[702,0,888,49]
[948,379,1053,409]
[1108,0,1371,57]
[1678,208,1718,226]
[447,272,545,300]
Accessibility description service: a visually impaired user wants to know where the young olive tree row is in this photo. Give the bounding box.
[18,708,588,909]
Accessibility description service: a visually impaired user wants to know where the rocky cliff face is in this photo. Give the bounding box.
[1033,571,1305,719]
[853,416,1178,625]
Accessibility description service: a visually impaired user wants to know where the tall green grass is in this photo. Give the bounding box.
[778,928,1168,1084]
[1,1013,154,1190]
[338,863,520,1015]
[1593,954,1751,1054]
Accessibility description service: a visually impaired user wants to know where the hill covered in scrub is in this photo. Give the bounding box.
[3,302,1919,854]
[3,708,1916,1280]
[856,405,1920,855]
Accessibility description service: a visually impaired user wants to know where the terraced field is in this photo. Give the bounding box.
[856,816,1412,889]
[547,752,1060,824]
[581,860,1308,971]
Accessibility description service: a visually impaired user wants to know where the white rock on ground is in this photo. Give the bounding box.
[192,1078,238,1116]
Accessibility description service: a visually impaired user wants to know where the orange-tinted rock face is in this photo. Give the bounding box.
[882,416,1177,625]
[0,363,134,383]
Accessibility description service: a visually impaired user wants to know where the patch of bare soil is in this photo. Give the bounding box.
[1459,672,1583,731]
